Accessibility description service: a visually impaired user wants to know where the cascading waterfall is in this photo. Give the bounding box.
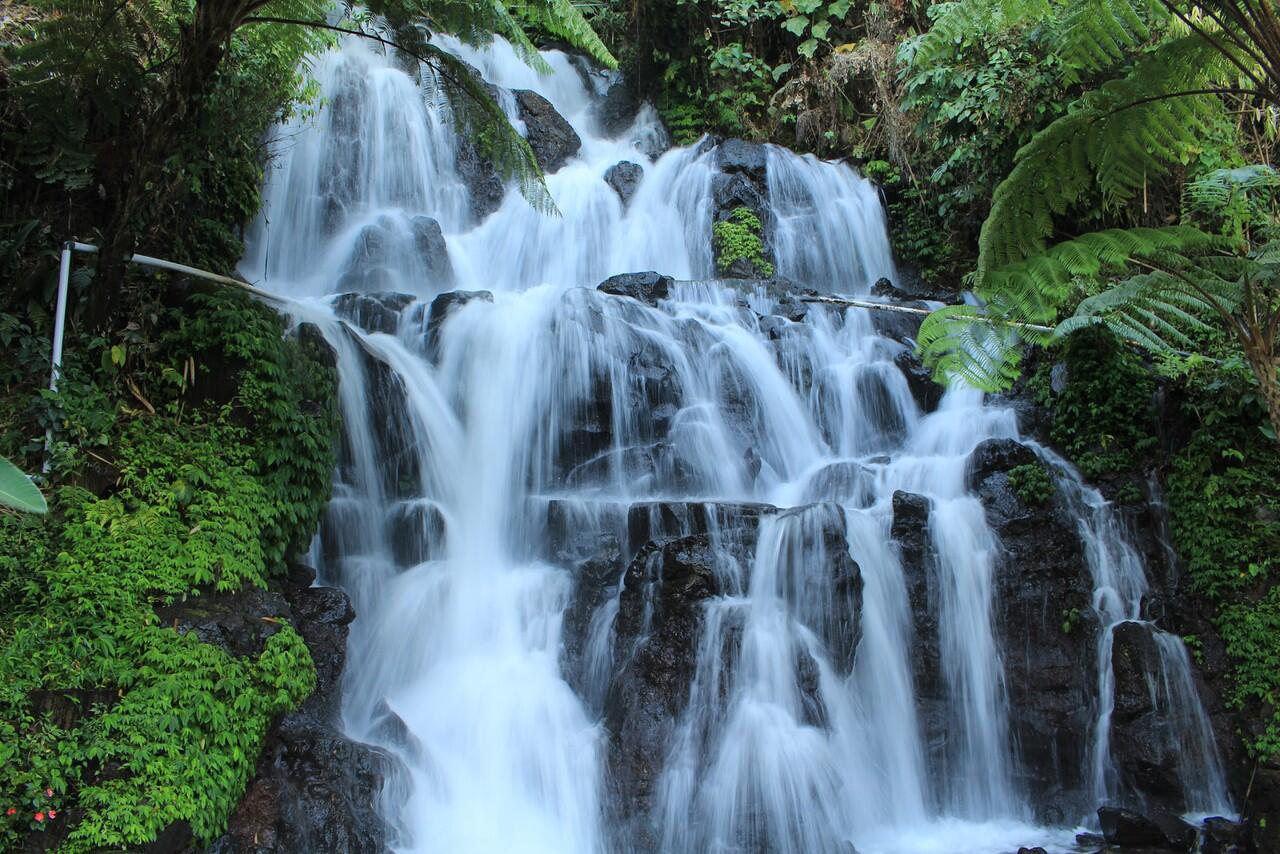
[244,32,1233,854]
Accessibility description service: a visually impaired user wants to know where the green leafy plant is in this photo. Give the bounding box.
[0,456,46,514]
[1006,462,1054,506]
[713,207,774,277]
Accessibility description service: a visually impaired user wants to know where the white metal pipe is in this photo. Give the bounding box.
[43,240,292,470]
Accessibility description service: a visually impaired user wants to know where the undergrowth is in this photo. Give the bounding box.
[0,286,337,851]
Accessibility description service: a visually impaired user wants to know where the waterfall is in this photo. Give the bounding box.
[245,32,1233,854]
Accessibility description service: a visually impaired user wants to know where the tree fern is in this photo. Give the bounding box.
[977,35,1228,276]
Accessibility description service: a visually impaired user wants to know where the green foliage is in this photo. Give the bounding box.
[1007,462,1054,505]
[1030,326,1157,481]
[1166,360,1280,759]
[713,207,774,277]
[0,290,336,850]
[0,457,46,514]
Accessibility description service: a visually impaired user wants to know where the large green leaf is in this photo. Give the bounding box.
[0,455,47,514]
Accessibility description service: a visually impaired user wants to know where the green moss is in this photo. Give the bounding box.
[713,207,773,278]
[1007,462,1054,506]
[0,289,337,850]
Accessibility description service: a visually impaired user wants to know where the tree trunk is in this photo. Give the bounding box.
[1244,346,1280,443]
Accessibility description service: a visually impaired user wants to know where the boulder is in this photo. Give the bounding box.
[1202,816,1254,854]
[716,138,768,185]
[1108,621,1191,807]
[605,534,723,822]
[424,290,494,361]
[604,161,644,207]
[514,89,582,173]
[595,80,640,138]
[333,292,415,336]
[894,349,943,414]
[596,271,673,305]
[202,565,390,854]
[963,440,1097,822]
[409,215,455,287]
[870,271,961,305]
[889,490,944,755]
[965,438,1037,489]
[1097,805,1197,851]
[455,138,506,223]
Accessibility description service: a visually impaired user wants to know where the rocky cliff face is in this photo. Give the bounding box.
[200,565,390,854]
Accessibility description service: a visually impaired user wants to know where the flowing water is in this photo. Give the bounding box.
[242,34,1233,854]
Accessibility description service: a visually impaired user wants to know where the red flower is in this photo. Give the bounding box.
[44,788,52,798]
[33,812,44,823]
[48,810,57,819]
[5,808,14,816]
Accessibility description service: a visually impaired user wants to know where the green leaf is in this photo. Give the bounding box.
[783,15,810,36]
[0,455,47,514]
[827,0,852,17]
[798,38,820,58]
[811,20,831,40]
[771,62,793,80]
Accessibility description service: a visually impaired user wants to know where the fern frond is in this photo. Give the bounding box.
[511,0,617,68]
[1054,0,1170,74]
[977,35,1229,277]
[916,303,1033,391]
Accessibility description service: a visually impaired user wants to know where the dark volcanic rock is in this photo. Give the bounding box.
[716,138,767,184]
[604,160,644,207]
[202,565,390,854]
[605,534,722,825]
[965,438,1037,489]
[1202,816,1254,854]
[333,292,415,336]
[1098,805,1197,851]
[514,89,582,173]
[1109,621,1192,808]
[890,490,944,762]
[455,138,506,223]
[871,271,961,305]
[964,439,1097,822]
[425,289,494,360]
[410,215,455,287]
[894,349,943,414]
[597,271,672,305]
[596,80,640,138]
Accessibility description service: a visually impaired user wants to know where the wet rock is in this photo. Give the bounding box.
[889,490,943,751]
[1016,848,1048,854]
[597,271,673,305]
[455,138,506,223]
[1097,805,1197,851]
[869,300,928,343]
[1109,621,1186,807]
[409,215,455,287]
[965,438,1037,489]
[716,138,768,185]
[155,587,290,659]
[388,500,447,569]
[203,566,389,854]
[333,292,416,335]
[605,534,723,821]
[596,80,640,138]
[870,270,961,305]
[296,323,337,371]
[341,334,421,501]
[801,461,876,508]
[1201,816,1253,854]
[514,89,582,173]
[965,438,1097,821]
[604,161,644,206]
[711,172,768,224]
[893,349,943,414]
[425,289,494,360]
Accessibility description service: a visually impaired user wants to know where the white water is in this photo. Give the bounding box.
[244,34,1231,854]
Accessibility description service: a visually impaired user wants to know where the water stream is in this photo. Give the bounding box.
[242,34,1232,854]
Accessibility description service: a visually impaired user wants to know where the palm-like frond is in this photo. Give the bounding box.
[977,35,1228,277]
[510,0,617,68]
[916,303,1031,391]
